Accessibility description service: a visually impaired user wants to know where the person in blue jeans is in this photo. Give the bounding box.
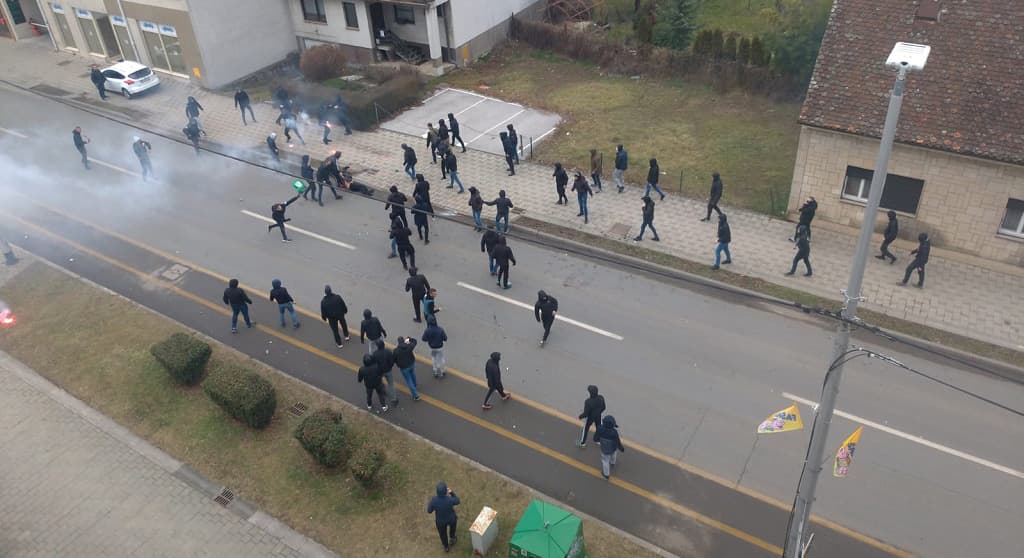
[484,190,513,233]
[571,171,593,224]
[393,336,420,400]
[222,278,253,333]
[468,187,484,231]
[644,158,665,200]
[445,151,464,193]
[269,279,300,328]
[481,227,500,276]
[711,213,732,270]
[633,196,660,242]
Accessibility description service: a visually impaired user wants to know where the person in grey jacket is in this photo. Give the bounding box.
[593,415,625,479]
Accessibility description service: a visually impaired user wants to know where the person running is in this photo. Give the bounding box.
[593,415,625,479]
[90,66,107,100]
[402,143,417,181]
[357,353,388,413]
[413,174,435,217]
[499,131,515,176]
[534,290,559,346]
[572,171,593,224]
[426,123,440,164]
[447,112,466,152]
[318,103,332,145]
[484,190,513,233]
[553,162,569,205]
[422,288,441,323]
[481,352,511,410]
[900,232,930,288]
[589,148,603,192]
[507,124,520,164]
[222,278,253,333]
[393,336,420,400]
[445,150,464,193]
[577,385,606,447]
[391,218,416,270]
[72,127,90,170]
[185,96,204,129]
[269,279,300,329]
[183,117,204,156]
[468,187,484,231]
[481,226,500,276]
[372,339,399,406]
[786,224,813,277]
[413,195,431,244]
[702,172,724,221]
[234,88,256,125]
[386,185,409,228]
[421,315,448,378]
[268,194,300,242]
[711,213,732,270]
[876,210,899,264]
[405,267,431,323]
[282,110,305,145]
[132,136,153,181]
[427,482,460,552]
[316,156,343,205]
[614,144,628,193]
[300,155,317,202]
[792,196,818,241]
[633,196,660,242]
[267,133,280,163]
[320,285,349,348]
[644,158,665,201]
[360,309,387,354]
[330,94,353,135]
[437,139,450,180]
[492,236,516,289]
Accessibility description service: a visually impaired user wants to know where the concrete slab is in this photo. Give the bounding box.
[380,87,561,157]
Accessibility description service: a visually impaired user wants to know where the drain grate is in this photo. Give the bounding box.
[214,488,234,506]
[287,402,308,417]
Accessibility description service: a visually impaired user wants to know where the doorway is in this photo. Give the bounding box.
[74,8,105,55]
[110,16,134,61]
[95,13,120,59]
[51,3,75,50]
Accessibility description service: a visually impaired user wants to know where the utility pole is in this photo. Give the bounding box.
[783,42,929,557]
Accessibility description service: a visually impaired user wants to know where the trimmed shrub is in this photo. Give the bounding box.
[150,333,211,386]
[723,34,738,61]
[203,362,277,430]
[710,29,724,59]
[750,36,767,67]
[350,443,385,487]
[294,409,349,468]
[299,45,348,82]
[737,37,752,65]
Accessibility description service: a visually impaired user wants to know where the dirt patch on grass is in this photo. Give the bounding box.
[442,43,800,214]
[0,262,665,558]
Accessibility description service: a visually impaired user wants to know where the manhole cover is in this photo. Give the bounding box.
[214,488,234,506]
[30,84,71,96]
[287,402,308,417]
[160,264,190,281]
[608,222,632,239]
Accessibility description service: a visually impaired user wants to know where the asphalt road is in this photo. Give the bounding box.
[1,82,1022,558]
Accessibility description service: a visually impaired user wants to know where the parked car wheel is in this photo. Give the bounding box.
[122,87,132,99]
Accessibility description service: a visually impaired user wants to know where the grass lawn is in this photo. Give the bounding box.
[0,262,662,558]
[442,44,801,214]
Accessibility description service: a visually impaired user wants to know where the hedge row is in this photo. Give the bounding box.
[150,333,211,386]
[294,408,349,468]
[203,362,278,430]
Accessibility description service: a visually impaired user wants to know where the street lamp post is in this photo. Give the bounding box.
[782,42,930,558]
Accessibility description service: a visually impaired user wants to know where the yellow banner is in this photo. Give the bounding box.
[833,426,863,478]
[756,404,804,434]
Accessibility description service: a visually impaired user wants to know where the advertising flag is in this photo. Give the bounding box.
[833,426,863,478]
[756,404,804,434]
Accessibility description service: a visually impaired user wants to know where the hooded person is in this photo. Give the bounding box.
[506,123,520,164]
[300,155,317,201]
[481,352,511,409]
[484,190,514,233]
[422,315,448,377]
[385,185,409,228]
[426,122,439,163]
[402,143,418,180]
[571,170,593,223]
[222,278,253,333]
[634,196,659,242]
[234,88,255,124]
[577,385,606,447]
[359,309,387,354]
[320,285,349,348]
[901,232,930,288]
[413,194,431,244]
[794,196,818,241]
[357,353,388,413]
[498,131,515,175]
[447,112,466,152]
[712,213,732,270]
[427,481,460,552]
[491,235,516,289]
[390,217,416,270]
[185,96,204,120]
[593,415,625,479]
[553,162,569,205]
[405,266,431,322]
[393,336,420,400]
[614,144,628,192]
[268,194,300,242]
[90,66,107,99]
[533,290,559,346]
[877,210,899,264]
[644,158,665,200]
[413,174,434,215]
[269,279,299,328]
[703,172,724,221]
[372,339,398,405]
[589,148,603,192]
[468,186,484,231]
[786,223,812,277]
[480,226,500,275]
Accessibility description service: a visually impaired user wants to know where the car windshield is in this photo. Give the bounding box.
[128,68,151,79]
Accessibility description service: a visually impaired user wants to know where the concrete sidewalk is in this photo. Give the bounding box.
[1,36,1021,350]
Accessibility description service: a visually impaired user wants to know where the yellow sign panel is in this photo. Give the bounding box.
[756,404,804,434]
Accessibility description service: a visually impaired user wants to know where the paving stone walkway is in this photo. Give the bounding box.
[1,36,1021,350]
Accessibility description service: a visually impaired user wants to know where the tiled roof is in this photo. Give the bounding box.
[799,0,1024,165]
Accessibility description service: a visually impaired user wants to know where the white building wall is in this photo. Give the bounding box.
[447,0,536,46]
[290,0,372,49]
[185,0,295,87]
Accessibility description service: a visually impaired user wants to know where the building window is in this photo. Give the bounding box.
[999,198,1024,238]
[75,8,106,56]
[51,4,76,50]
[343,2,358,28]
[394,5,415,24]
[841,166,924,215]
[6,0,26,24]
[139,21,187,75]
[300,0,326,23]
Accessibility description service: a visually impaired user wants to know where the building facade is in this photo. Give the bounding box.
[788,0,1024,266]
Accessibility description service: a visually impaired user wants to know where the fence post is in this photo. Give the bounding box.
[679,170,684,194]
[529,136,534,159]
[769,188,776,215]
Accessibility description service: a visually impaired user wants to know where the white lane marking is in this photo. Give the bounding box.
[0,126,28,138]
[421,88,452,103]
[88,158,163,184]
[533,127,558,144]
[456,281,624,341]
[782,392,1024,480]
[469,109,527,143]
[240,210,357,250]
[455,98,487,116]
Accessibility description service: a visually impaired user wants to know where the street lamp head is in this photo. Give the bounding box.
[886,42,930,71]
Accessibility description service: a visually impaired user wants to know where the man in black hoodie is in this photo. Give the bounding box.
[390,219,416,270]
[234,89,255,125]
[402,143,418,181]
[316,155,343,204]
[499,131,515,176]
[373,339,399,406]
[711,213,732,270]
[89,66,107,100]
[268,194,300,242]
[357,354,388,413]
[405,266,431,323]
[594,415,625,479]
[702,172,724,221]
[393,337,420,401]
[786,224,812,277]
[269,279,299,328]
[553,162,569,205]
[360,309,387,354]
[484,190,513,233]
[577,385,606,447]
[447,113,466,152]
[492,236,516,290]
[222,278,253,333]
[481,352,511,409]
[793,196,817,241]
[481,226,500,276]
[633,196,659,241]
[900,232,930,288]
[427,481,460,552]
[386,185,409,228]
[614,144,628,193]
[320,285,349,348]
[644,158,665,201]
[876,210,899,264]
[72,127,90,170]
[534,290,559,346]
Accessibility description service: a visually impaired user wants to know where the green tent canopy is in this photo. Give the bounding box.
[510,500,587,558]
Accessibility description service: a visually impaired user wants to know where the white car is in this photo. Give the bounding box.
[101,61,160,99]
